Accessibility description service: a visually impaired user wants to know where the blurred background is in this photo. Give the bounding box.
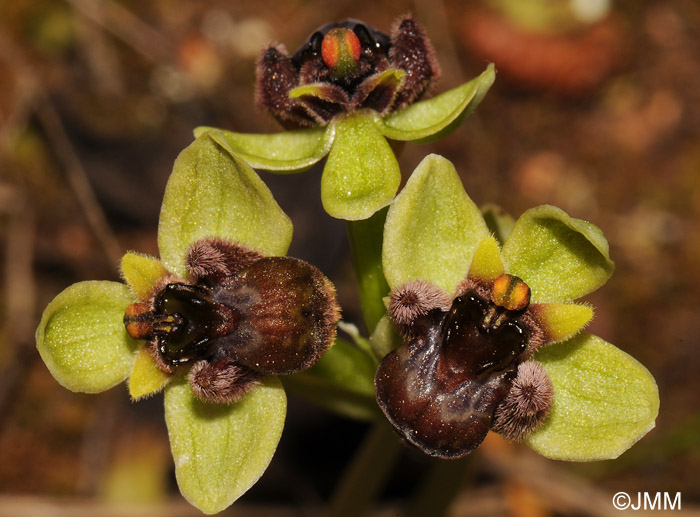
[1,0,699,515]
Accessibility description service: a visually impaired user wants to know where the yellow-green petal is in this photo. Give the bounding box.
[531,302,593,344]
[467,236,505,285]
[194,125,333,174]
[36,281,138,393]
[128,347,171,401]
[164,376,286,514]
[383,154,489,292]
[158,134,293,277]
[527,333,659,461]
[380,64,495,143]
[121,252,167,300]
[322,112,400,220]
[355,69,406,113]
[501,205,614,303]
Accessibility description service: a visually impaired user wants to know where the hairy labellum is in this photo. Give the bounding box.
[376,276,551,459]
[255,15,439,127]
[124,239,340,403]
[209,256,340,375]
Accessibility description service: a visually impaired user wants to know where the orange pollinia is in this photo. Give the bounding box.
[491,274,531,311]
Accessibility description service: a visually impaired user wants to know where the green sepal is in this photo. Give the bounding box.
[383,154,489,293]
[128,347,171,401]
[164,375,286,514]
[285,338,379,421]
[322,112,400,220]
[528,333,659,461]
[36,281,138,393]
[501,205,615,303]
[194,126,332,174]
[379,64,495,143]
[120,252,167,300]
[158,134,293,278]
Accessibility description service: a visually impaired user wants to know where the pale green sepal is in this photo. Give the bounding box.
[36,281,138,393]
[380,64,495,143]
[195,125,333,174]
[501,205,614,303]
[128,347,171,401]
[383,154,489,292]
[369,314,403,360]
[285,338,379,421]
[121,252,167,300]
[322,113,400,220]
[164,375,286,514]
[527,333,659,461]
[158,134,293,277]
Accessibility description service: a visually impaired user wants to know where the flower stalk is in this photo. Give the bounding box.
[346,207,391,333]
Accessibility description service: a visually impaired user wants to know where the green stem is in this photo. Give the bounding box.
[329,421,402,517]
[346,207,391,334]
[331,208,400,515]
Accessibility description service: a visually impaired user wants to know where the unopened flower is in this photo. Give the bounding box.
[196,16,495,220]
[373,154,659,461]
[255,16,439,127]
[36,134,340,514]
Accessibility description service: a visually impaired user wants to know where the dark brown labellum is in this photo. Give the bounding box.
[124,254,339,375]
[375,289,530,459]
[123,239,339,406]
[212,256,339,375]
[441,293,529,377]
